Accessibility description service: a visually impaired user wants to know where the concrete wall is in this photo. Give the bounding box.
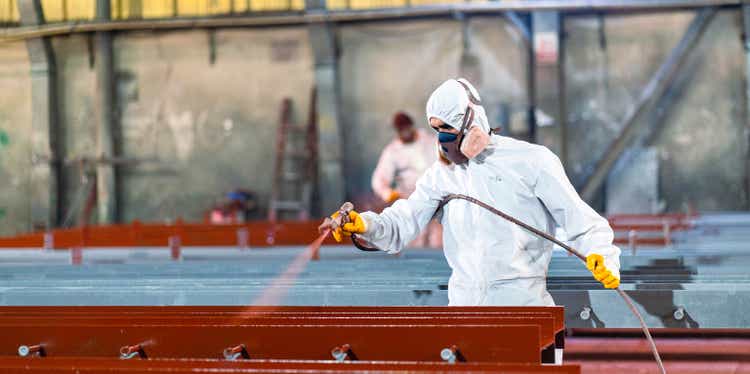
[0,12,747,235]
[114,28,314,222]
[565,10,748,212]
[0,41,32,235]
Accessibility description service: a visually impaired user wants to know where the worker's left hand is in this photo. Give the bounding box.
[586,253,620,289]
[328,210,367,242]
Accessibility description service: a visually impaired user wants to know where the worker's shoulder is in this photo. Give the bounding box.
[494,136,561,174]
[496,136,556,159]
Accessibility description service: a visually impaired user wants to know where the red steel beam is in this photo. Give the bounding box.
[0,323,541,363]
[0,213,695,249]
[0,357,582,373]
[0,315,557,354]
[565,337,750,361]
[569,360,750,374]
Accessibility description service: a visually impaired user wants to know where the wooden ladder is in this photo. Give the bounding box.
[268,90,318,222]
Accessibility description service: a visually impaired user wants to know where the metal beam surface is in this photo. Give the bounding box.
[579,8,717,202]
[0,324,541,362]
[0,1,740,42]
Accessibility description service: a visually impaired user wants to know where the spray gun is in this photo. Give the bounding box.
[318,202,355,234]
[318,202,379,252]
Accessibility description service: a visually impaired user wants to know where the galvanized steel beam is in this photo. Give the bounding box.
[17,0,62,230]
[579,8,717,202]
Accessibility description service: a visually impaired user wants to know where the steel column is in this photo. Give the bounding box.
[17,0,62,230]
[743,3,750,209]
[307,0,345,215]
[95,0,119,224]
[527,14,538,142]
[580,8,717,202]
[558,14,568,169]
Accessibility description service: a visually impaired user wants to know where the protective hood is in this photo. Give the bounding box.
[425,78,490,133]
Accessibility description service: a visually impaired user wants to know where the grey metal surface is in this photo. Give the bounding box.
[606,147,659,214]
[1,211,750,329]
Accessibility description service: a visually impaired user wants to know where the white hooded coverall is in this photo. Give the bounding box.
[358,79,621,306]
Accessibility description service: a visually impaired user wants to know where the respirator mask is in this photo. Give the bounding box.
[437,81,491,165]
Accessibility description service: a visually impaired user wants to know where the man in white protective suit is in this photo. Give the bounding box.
[325,78,621,306]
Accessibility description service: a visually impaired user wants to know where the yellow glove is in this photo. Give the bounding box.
[586,253,620,289]
[330,210,367,243]
[386,190,400,204]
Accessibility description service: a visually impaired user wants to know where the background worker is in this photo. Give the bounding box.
[371,112,441,248]
[326,78,621,306]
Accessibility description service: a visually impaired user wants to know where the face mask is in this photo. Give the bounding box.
[436,80,490,165]
[437,107,490,165]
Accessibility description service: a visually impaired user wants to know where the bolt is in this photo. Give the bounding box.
[580,307,591,321]
[331,344,351,362]
[223,344,247,360]
[673,307,685,321]
[18,345,43,357]
[440,345,458,363]
[120,344,144,360]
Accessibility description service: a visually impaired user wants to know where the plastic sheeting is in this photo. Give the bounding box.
[114,28,314,222]
[338,18,528,203]
[565,10,748,212]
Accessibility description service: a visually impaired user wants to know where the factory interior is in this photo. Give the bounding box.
[1,0,750,373]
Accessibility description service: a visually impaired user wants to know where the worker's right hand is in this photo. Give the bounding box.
[386,189,400,203]
[329,210,367,242]
[586,253,620,289]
